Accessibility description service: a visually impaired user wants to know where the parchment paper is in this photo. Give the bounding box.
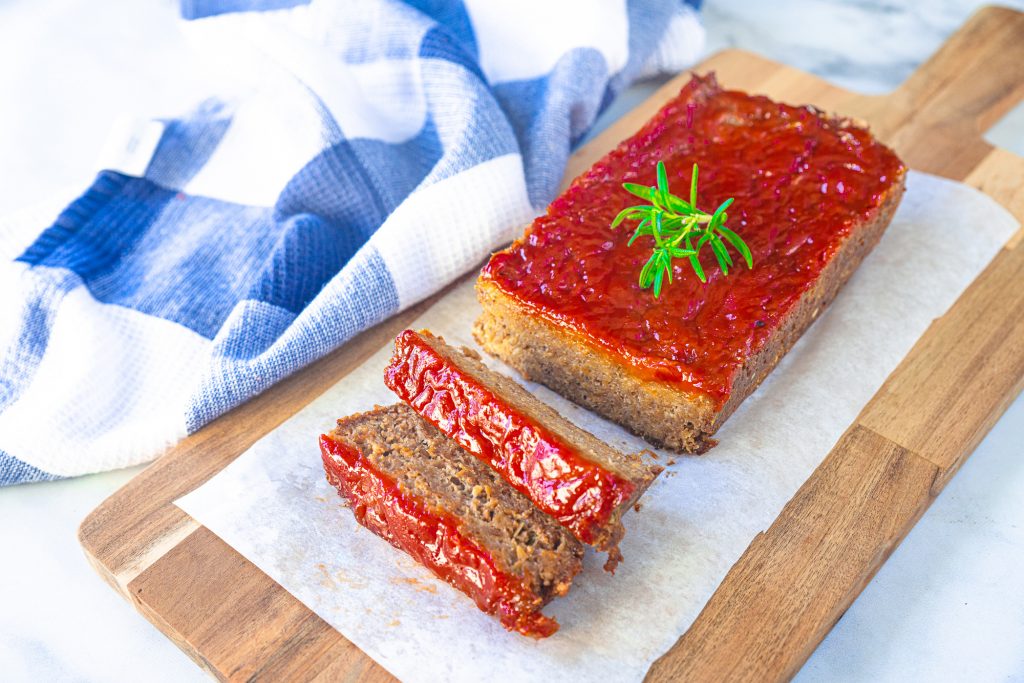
[177,171,1018,682]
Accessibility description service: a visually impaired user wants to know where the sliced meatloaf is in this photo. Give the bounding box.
[384,328,661,570]
[320,403,584,638]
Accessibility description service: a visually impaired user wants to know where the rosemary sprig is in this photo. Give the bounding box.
[611,161,753,297]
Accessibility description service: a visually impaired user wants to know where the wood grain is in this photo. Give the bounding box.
[131,527,391,682]
[646,426,939,682]
[79,6,1024,682]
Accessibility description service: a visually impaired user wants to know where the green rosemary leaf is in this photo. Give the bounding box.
[665,194,697,215]
[714,197,735,216]
[660,214,685,232]
[623,182,655,201]
[633,219,651,237]
[712,234,733,267]
[610,207,635,231]
[689,252,707,283]
[652,212,664,246]
[710,236,731,275]
[708,211,722,233]
[689,163,698,207]
[685,234,706,283]
[653,266,665,297]
[656,161,669,204]
[717,225,753,268]
[638,257,654,288]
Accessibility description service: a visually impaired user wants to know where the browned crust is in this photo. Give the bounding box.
[474,171,906,453]
[412,329,662,563]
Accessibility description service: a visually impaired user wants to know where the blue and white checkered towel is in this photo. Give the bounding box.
[0,0,703,485]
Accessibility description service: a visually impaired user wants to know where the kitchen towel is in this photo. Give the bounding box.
[0,0,704,485]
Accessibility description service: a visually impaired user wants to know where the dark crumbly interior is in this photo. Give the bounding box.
[333,404,583,601]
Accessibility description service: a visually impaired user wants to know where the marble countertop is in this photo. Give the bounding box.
[1,1,1022,681]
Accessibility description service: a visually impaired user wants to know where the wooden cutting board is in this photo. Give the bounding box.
[79,7,1024,681]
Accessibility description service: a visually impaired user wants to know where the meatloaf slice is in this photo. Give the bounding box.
[320,403,583,638]
[475,73,906,452]
[384,329,661,570]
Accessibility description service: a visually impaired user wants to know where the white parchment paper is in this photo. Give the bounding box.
[177,171,1018,682]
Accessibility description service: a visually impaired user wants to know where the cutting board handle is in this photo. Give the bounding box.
[892,5,1024,136]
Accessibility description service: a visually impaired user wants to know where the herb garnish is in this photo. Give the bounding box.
[611,161,753,297]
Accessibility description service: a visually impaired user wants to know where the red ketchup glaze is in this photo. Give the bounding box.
[320,433,558,638]
[480,73,905,408]
[383,330,635,546]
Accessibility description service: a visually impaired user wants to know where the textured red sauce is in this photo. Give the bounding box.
[384,329,635,547]
[319,433,558,638]
[481,73,905,407]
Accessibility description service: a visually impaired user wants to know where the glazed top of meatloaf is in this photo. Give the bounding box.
[479,73,906,409]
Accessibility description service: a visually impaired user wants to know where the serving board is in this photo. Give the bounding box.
[79,7,1024,681]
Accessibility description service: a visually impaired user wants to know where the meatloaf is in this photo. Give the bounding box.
[474,73,906,452]
[320,403,583,638]
[383,328,661,569]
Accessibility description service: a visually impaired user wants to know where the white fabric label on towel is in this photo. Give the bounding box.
[95,115,165,177]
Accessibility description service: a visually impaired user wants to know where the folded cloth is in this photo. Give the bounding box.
[0,0,703,485]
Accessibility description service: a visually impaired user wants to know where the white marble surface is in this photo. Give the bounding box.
[1,1,1022,681]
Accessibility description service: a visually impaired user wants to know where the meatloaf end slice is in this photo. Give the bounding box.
[384,328,661,570]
